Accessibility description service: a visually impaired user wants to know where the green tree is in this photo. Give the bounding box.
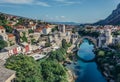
[62,39,68,50]
[116,42,120,50]
[72,28,76,33]
[0,14,8,25]
[109,42,120,50]
[51,26,58,32]
[0,14,5,20]
[98,50,105,56]
[40,60,67,82]
[29,29,34,34]
[0,40,7,50]
[112,30,120,36]
[16,18,25,25]
[5,55,43,82]
[48,47,66,62]
[115,64,120,74]
[78,29,100,38]
[21,32,28,42]
[31,39,36,45]
[117,74,120,82]
[3,25,13,33]
[45,42,52,47]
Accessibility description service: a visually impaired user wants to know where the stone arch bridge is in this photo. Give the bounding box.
[71,36,98,62]
[75,36,97,48]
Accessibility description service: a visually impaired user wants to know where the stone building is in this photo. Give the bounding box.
[0,60,16,82]
[7,34,16,46]
[98,29,113,47]
[0,26,8,41]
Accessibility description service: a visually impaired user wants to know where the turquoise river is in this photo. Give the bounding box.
[75,39,107,82]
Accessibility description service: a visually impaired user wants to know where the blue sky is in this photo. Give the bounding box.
[0,0,120,23]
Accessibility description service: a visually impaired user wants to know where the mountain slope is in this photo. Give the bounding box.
[95,3,120,25]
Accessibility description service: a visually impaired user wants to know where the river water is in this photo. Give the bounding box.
[75,39,107,82]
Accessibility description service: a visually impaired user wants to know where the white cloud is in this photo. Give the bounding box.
[60,16,65,18]
[55,0,66,2]
[0,0,80,7]
[43,15,67,22]
[1,0,33,4]
[36,1,50,7]
[0,0,50,7]
[0,4,20,7]
[54,0,81,6]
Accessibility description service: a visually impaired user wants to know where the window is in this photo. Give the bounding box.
[2,30,4,33]
[11,78,16,82]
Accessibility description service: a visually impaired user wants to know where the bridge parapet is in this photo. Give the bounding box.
[75,36,97,48]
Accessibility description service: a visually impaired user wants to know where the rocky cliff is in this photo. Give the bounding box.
[95,3,120,25]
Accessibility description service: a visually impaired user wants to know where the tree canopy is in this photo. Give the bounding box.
[21,32,28,42]
[5,54,68,82]
[78,29,100,38]
[51,26,58,32]
[98,50,105,56]
[109,42,120,50]
[0,40,7,50]
[62,39,68,50]
[48,39,70,62]
[0,14,8,25]
[5,55,42,82]
[39,60,67,82]
[48,47,66,62]
[28,29,34,34]
[45,42,52,47]
[3,25,13,33]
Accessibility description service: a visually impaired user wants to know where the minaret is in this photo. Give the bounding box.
[105,29,112,45]
[62,24,65,33]
[58,24,65,33]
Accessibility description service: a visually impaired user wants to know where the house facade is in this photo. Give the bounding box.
[0,26,8,41]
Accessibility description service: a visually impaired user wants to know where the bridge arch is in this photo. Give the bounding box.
[75,36,97,48]
[74,36,97,62]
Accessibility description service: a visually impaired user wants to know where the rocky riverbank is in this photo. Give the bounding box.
[65,58,78,82]
[64,44,79,82]
[67,66,78,82]
[94,48,119,82]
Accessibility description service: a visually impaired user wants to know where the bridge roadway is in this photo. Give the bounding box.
[75,36,97,47]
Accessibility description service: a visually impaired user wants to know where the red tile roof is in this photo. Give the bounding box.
[0,26,4,29]
[45,25,50,29]
[8,34,15,38]
[31,24,35,26]
[7,24,12,27]
[14,25,24,29]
